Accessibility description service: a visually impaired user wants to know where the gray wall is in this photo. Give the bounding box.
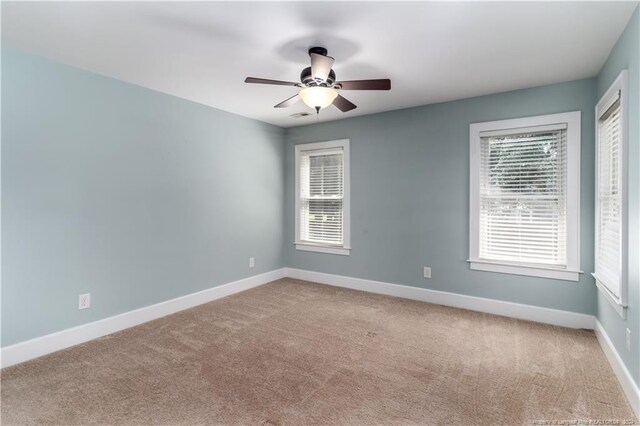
[1,47,285,346]
[285,78,598,315]
[596,6,639,386]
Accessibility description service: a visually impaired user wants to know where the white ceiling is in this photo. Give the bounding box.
[2,1,637,128]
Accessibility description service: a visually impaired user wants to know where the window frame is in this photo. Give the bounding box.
[468,111,582,281]
[593,70,628,317]
[295,139,351,255]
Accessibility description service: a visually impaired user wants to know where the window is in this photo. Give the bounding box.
[594,70,628,316]
[295,139,350,255]
[469,112,581,280]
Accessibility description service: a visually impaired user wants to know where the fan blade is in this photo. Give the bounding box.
[332,94,357,112]
[310,53,334,82]
[274,94,301,108]
[335,79,391,90]
[244,77,300,87]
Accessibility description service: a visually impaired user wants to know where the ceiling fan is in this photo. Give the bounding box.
[244,47,391,113]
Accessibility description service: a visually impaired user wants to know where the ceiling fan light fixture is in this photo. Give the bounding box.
[299,87,338,111]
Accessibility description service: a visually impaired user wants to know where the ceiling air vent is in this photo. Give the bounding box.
[290,112,311,118]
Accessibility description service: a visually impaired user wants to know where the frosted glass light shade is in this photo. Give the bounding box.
[299,87,338,110]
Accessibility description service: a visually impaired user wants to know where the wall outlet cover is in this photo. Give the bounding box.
[423,267,432,279]
[249,257,255,268]
[78,293,91,310]
[626,328,631,351]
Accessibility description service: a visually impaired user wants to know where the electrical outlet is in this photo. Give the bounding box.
[626,328,631,352]
[423,267,431,279]
[78,293,91,310]
[249,257,255,268]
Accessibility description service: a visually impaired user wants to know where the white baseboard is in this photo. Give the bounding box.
[0,268,286,369]
[284,268,595,329]
[595,320,640,418]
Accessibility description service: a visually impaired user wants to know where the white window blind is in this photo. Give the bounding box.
[299,148,344,245]
[479,126,568,267]
[595,96,622,297]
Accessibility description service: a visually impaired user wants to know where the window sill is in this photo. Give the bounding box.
[593,274,627,319]
[295,243,350,256]
[468,259,581,281]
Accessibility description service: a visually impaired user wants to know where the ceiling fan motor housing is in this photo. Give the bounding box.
[301,46,336,86]
[300,67,336,87]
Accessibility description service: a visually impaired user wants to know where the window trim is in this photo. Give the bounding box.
[294,139,351,255]
[468,111,582,281]
[593,70,628,316]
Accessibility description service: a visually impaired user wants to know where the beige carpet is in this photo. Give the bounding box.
[1,278,637,425]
